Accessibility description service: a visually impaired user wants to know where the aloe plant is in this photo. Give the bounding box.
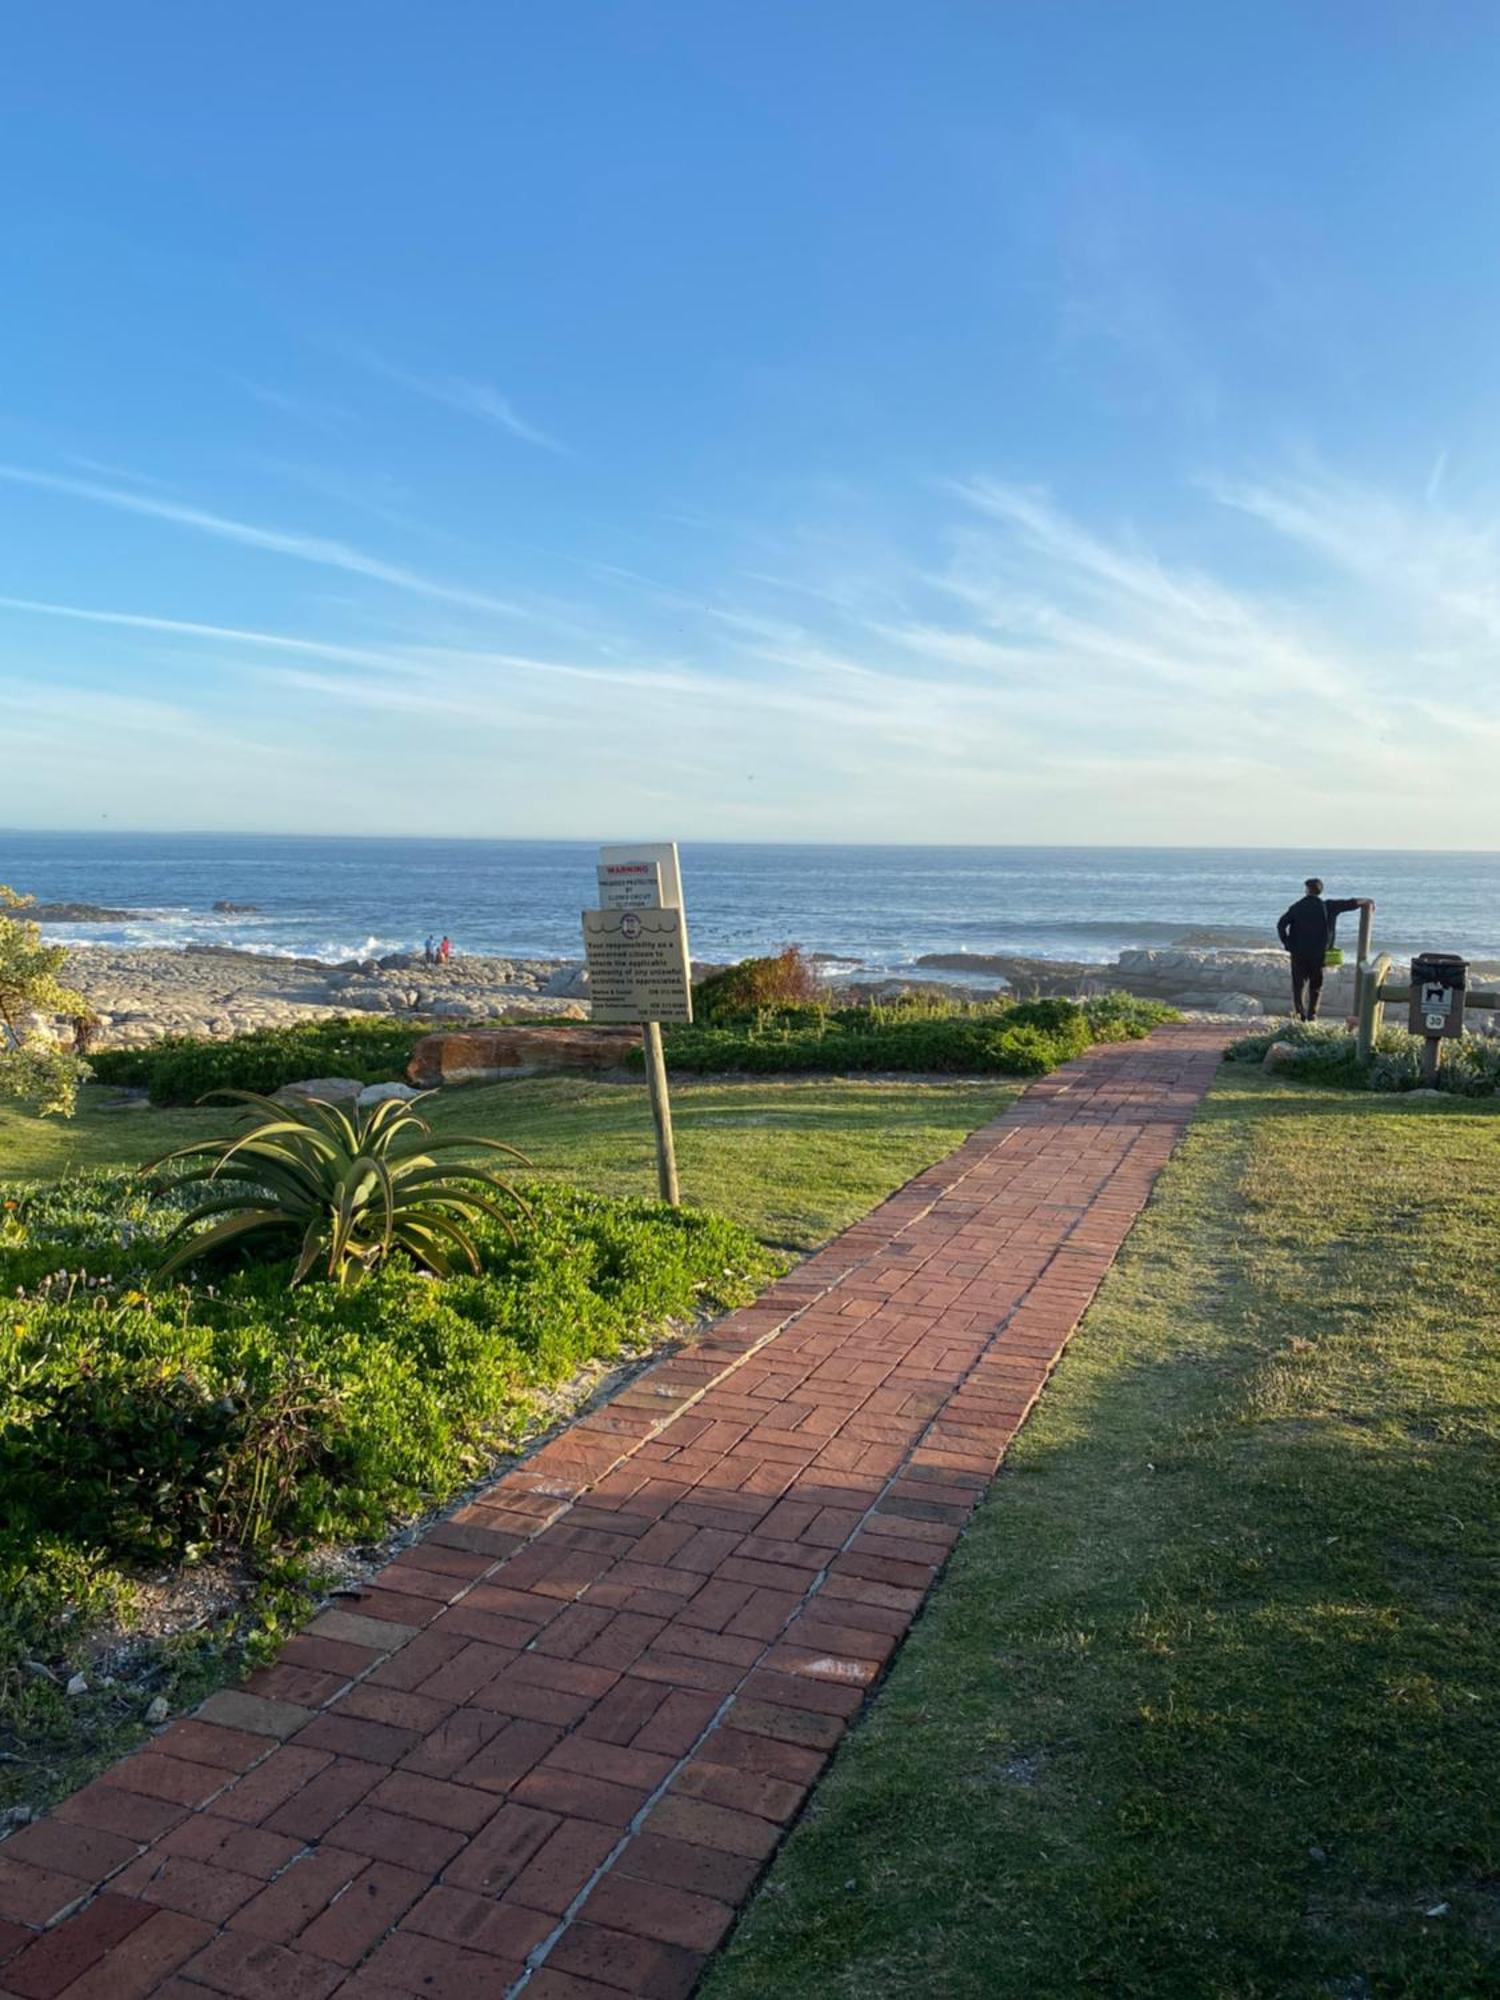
[145,1090,531,1285]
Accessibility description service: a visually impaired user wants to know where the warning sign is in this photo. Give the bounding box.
[597,860,663,911]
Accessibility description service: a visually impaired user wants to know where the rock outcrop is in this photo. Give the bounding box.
[356,1081,424,1107]
[273,1077,364,1107]
[407,1026,639,1087]
[55,950,595,1051]
[29,903,149,923]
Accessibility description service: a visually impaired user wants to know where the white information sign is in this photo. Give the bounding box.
[598,842,684,911]
[597,860,663,911]
[582,907,694,1024]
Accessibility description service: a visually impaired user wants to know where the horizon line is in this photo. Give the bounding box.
[3,827,1500,859]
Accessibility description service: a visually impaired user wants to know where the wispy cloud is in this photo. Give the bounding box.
[229,376,355,430]
[0,594,420,676]
[63,455,179,491]
[246,456,447,540]
[358,352,567,453]
[1207,464,1500,652]
[11,449,1500,842]
[0,464,534,620]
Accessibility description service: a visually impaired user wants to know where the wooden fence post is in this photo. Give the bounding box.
[1353,903,1375,1024]
[1356,952,1391,1064]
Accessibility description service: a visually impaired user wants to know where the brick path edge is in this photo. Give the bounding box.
[0,1023,1225,2000]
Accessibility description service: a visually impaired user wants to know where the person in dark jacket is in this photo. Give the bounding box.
[1276,878,1373,1020]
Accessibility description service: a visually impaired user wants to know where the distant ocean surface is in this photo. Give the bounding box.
[3,833,1499,971]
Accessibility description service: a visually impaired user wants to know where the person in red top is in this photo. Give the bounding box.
[438,935,452,964]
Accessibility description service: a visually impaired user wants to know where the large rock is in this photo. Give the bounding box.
[408,1026,639,1087]
[273,1076,364,1107]
[357,1081,424,1108]
[1178,991,1263,1016]
[544,963,591,999]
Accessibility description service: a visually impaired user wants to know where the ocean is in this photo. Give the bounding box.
[2,833,1498,972]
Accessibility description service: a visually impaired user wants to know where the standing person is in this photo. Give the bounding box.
[439,935,452,965]
[423,934,435,966]
[1276,878,1374,1021]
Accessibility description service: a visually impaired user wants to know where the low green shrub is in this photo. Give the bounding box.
[693,946,824,1025]
[1,1172,775,1563]
[1224,1020,1500,1097]
[652,992,1177,1078]
[89,1016,452,1107]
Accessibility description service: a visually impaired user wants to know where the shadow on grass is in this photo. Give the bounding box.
[704,1070,1500,2000]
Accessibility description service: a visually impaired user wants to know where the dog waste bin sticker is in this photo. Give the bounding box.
[582,906,693,1024]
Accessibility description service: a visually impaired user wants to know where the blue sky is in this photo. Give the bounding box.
[5,2,1500,844]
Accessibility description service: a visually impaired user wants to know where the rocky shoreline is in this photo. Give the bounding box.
[58,946,593,1048]
[45,940,1500,1053]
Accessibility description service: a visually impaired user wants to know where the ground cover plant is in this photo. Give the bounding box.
[658,990,1178,1076]
[0,1160,773,1811]
[1228,1018,1500,1097]
[704,1068,1500,2000]
[88,1013,455,1105]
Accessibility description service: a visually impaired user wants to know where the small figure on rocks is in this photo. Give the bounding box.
[439,935,452,965]
[424,934,436,965]
[1277,877,1373,1021]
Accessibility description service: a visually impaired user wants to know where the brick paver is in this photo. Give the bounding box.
[0,1024,1222,1999]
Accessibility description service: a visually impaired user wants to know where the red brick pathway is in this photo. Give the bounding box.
[0,1025,1222,2000]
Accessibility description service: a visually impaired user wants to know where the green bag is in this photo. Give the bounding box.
[1324,947,1344,968]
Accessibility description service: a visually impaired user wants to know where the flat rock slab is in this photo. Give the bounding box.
[271,1078,364,1107]
[408,1026,640,1086]
[0,1025,1224,1997]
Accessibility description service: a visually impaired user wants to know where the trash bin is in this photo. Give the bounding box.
[1408,953,1467,1038]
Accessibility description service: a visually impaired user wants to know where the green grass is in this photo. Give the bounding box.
[0,1073,1017,1250]
[704,1068,1500,2000]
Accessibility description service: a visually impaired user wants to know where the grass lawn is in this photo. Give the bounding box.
[704,1067,1500,2000]
[0,1073,1016,1248]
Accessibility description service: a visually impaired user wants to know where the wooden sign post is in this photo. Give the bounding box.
[641,1021,680,1205]
[581,844,692,1206]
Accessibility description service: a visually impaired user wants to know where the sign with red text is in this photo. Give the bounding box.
[597,859,663,911]
[598,842,684,912]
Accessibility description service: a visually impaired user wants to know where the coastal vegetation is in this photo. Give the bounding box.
[149,1089,532,1284]
[79,969,1180,1108]
[0,886,92,1117]
[658,989,1179,1076]
[693,943,827,1021]
[704,1065,1500,2000]
[1228,1019,1500,1096]
[89,1013,448,1104]
[1,1165,772,1812]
